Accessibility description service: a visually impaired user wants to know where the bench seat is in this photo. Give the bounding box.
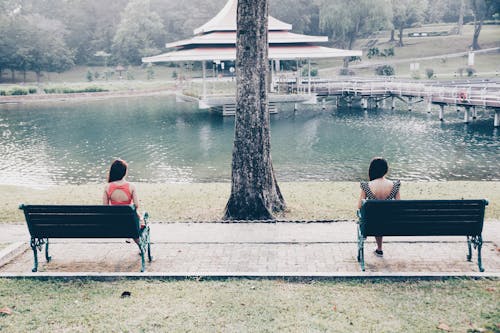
[357,199,488,272]
[19,204,152,272]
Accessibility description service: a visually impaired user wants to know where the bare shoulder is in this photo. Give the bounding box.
[103,183,110,191]
[128,182,136,192]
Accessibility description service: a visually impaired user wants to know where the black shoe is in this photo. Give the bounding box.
[374,249,383,257]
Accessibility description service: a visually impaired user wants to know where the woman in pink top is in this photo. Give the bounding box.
[357,157,401,257]
[103,159,144,228]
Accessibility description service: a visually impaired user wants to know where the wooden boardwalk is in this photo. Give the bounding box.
[282,78,500,126]
[308,78,500,108]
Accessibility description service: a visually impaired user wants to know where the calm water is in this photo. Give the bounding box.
[0,95,498,186]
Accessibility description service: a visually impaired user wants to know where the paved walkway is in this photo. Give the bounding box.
[0,221,499,277]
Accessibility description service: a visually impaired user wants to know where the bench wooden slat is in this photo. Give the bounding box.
[356,199,487,272]
[19,204,152,272]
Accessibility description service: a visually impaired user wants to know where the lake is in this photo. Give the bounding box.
[0,95,498,187]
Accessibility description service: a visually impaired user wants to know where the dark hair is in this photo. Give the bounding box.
[108,159,128,183]
[368,157,388,181]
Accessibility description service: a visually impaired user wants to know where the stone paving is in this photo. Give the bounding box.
[0,221,499,275]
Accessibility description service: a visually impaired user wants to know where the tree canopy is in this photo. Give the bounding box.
[391,0,426,46]
[0,0,497,81]
[318,0,391,50]
[112,0,165,65]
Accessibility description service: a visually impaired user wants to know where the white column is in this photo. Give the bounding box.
[202,61,206,98]
[408,97,412,111]
[472,106,477,119]
[391,96,396,110]
[426,99,432,114]
[439,104,444,121]
[361,97,368,110]
[464,106,470,124]
[494,109,500,127]
[308,58,311,95]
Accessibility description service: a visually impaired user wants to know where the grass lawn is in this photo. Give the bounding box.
[0,278,498,332]
[1,24,498,92]
[2,182,499,223]
[316,24,500,78]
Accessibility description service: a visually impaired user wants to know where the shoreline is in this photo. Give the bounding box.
[0,87,176,105]
[2,181,499,223]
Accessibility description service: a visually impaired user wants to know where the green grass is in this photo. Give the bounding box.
[317,24,500,78]
[1,24,498,89]
[0,278,498,332]
[2,182,499,222]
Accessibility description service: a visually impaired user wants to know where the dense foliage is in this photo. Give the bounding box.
[0,0,498,81]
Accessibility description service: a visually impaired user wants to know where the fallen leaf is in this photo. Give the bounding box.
[485,287,495,292]
[121,291,131,298]
[0,307,13,315]
[437,323,451,331]
[332,305,337,312]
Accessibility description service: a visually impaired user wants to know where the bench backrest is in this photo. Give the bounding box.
[359,199,487,237]
[20,205,141,238]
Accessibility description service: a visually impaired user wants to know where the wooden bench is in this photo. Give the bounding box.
[357,199,488,272]
[19,204,152,272]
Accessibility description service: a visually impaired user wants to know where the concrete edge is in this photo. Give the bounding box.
[0,271,498,281]
[0,242,28,268]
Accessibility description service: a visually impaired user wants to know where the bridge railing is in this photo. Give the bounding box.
[302,78,500,108]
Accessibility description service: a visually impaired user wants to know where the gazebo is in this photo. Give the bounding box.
[143,0,361,114]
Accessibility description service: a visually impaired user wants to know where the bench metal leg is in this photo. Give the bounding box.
[469,235,484,272]
[466,236,472,261]
[30,238,38,272]
[30,237,49,272]
[357,226,365,271]
[45,239,51,263]
[138,225,151,272]
[476,235,484,272]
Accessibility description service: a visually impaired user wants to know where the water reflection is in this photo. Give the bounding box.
[0,95,498,186]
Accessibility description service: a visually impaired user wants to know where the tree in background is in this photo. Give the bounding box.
[21,15,74,82]
[224,0,285,220]
[318,0,391,66]
[270,0,320,35]
[112,0,165,65]
[0,8,74,82]
[63,0,129,65]
[391,0,426,46]
[470,0,497,50]
[151,0,226,42]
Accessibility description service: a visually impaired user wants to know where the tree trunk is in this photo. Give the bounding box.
[223,0,286,220]
[457,0,465,35]
[398,26,404,47]
[11,69,15,82]
[472,19,482,50]
[389,29,395,42]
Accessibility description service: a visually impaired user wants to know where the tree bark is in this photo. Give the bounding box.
[457,0,465,35]
[389,29,395,42]
[472,19,482,50]
[223,0,286,220]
